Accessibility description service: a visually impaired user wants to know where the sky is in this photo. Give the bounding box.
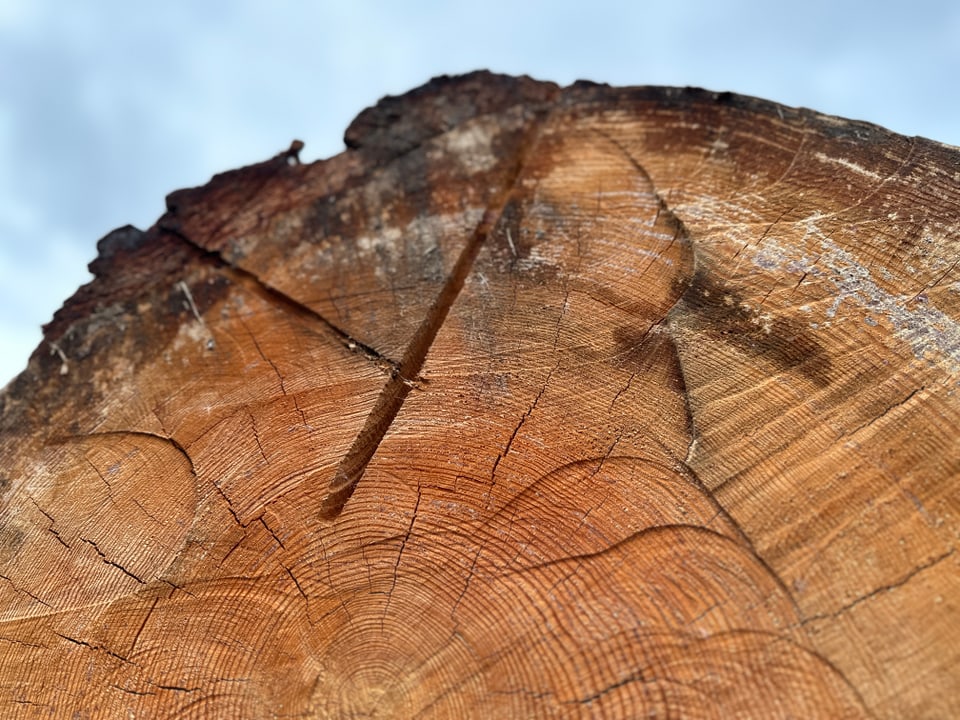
[1,0,958,388]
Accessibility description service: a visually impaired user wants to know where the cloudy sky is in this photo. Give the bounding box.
[1,0,958,387]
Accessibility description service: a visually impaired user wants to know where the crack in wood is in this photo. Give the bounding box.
[162,225,401,375]
[488,365,556,486]
[79,536,146,584]
[318,113,548,520]
[283,564,309,602]
[129,597,158,653]
[0,573,52,608]
[798,547,956,626]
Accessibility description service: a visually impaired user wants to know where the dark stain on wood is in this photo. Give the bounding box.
[674,268,832,385]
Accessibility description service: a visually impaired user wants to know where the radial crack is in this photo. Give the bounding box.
[163,225,401,375]
[319,113,547,519]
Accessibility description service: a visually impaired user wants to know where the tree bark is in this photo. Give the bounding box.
[1,71,958,718]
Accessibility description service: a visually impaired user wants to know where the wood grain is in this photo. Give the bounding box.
[1,72,957,718]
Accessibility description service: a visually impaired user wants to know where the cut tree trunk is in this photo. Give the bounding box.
[1,72,958,718]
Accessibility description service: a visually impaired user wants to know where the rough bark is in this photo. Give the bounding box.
[1,71,958,718]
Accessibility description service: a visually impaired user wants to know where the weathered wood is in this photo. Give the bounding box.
[1,71,958,718]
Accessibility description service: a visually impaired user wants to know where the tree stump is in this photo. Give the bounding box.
[1,72,958,718]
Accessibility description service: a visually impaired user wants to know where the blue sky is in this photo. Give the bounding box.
[2,0,958,387]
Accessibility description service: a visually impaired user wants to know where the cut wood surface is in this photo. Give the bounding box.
[1,71,959,718]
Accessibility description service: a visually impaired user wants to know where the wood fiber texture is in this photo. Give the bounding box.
[1,72,958,718]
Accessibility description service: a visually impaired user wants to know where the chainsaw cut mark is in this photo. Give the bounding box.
[319,113,547,520]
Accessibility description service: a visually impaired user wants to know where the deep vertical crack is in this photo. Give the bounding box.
[319,112,547,519]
